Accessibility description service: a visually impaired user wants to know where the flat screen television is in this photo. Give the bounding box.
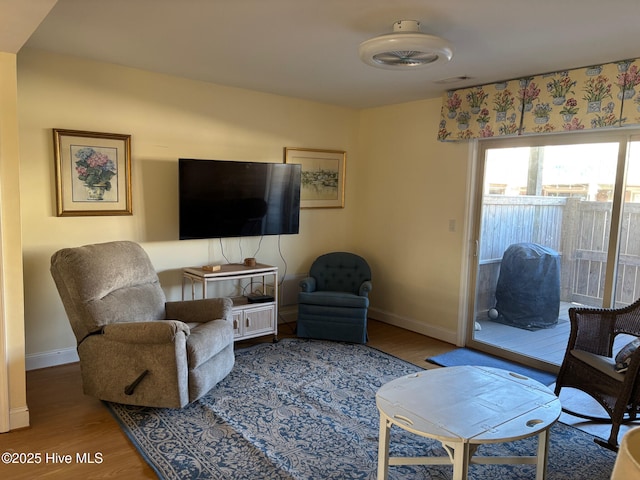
[179,158,301,240]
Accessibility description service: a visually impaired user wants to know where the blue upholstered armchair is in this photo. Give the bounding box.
[297,252,372,344]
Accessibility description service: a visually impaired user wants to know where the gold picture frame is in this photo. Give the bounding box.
[284,147,346,208]
[53,129,132,216]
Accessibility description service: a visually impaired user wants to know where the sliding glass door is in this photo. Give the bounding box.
[467,131,640,370]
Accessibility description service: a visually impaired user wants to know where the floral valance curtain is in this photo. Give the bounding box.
[438,58,640,141]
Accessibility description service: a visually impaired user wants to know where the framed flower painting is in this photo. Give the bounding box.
[53,129,132,216]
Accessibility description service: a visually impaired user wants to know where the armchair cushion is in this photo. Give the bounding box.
[298,291,369,309]
[571,349,624,381]
[187,320,235,370]
[51,241,167,343]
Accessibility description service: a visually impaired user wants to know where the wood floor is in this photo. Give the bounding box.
[0,320,453,480]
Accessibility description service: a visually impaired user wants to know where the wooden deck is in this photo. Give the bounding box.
[474,301,634,367]
[474,304,571,366]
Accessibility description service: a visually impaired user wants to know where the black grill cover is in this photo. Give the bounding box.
[493,243,560,329]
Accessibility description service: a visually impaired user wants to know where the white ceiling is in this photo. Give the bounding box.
[10,0,640,109]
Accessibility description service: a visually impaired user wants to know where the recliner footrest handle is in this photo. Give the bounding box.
[124,370,149,395]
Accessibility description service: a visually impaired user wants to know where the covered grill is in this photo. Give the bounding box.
[491,242,560,330]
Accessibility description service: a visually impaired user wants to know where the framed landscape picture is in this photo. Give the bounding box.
[284,147,346,208]
[53,129,132,216]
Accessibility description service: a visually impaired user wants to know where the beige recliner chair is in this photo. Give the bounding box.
[50,240,235,408]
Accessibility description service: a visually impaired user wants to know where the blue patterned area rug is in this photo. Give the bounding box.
[105,339,616,479]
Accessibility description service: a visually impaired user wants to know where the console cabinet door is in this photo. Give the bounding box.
[232,304,276,339]
[244,304,275,336]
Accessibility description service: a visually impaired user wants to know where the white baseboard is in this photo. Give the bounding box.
[26,347,79,371]
[367,307,458,345]
[10,406,29,430]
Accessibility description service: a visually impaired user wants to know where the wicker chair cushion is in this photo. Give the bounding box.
[615,338,640,373]
[571,349,625,381]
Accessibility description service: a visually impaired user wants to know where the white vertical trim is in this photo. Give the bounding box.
[0,262,9,432]
[0,51,29,432]
[457,140,478,348]
[0,127,9,434]
[0,57,8,430]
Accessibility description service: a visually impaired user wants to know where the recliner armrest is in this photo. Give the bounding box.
[101,320,189,344]
[300,277,316,293]
[359,280,372,297]
[165,297,233,323]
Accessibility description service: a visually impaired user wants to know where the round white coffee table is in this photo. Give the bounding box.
[376,365,561,480]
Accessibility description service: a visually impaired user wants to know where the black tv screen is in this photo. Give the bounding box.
[179,158,301,240]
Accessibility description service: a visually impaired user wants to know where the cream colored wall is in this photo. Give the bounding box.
[357,99,470,343]
[18,48,471,368]
[17,49,361,360]
[0,52,28,429]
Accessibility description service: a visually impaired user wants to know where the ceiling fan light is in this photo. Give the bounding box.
[359,20,453,70]
[372,50,439,66]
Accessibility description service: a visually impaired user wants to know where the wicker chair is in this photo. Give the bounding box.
[554,298,640,450]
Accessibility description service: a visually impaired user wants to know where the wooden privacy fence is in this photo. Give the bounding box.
[476,196,640,317]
